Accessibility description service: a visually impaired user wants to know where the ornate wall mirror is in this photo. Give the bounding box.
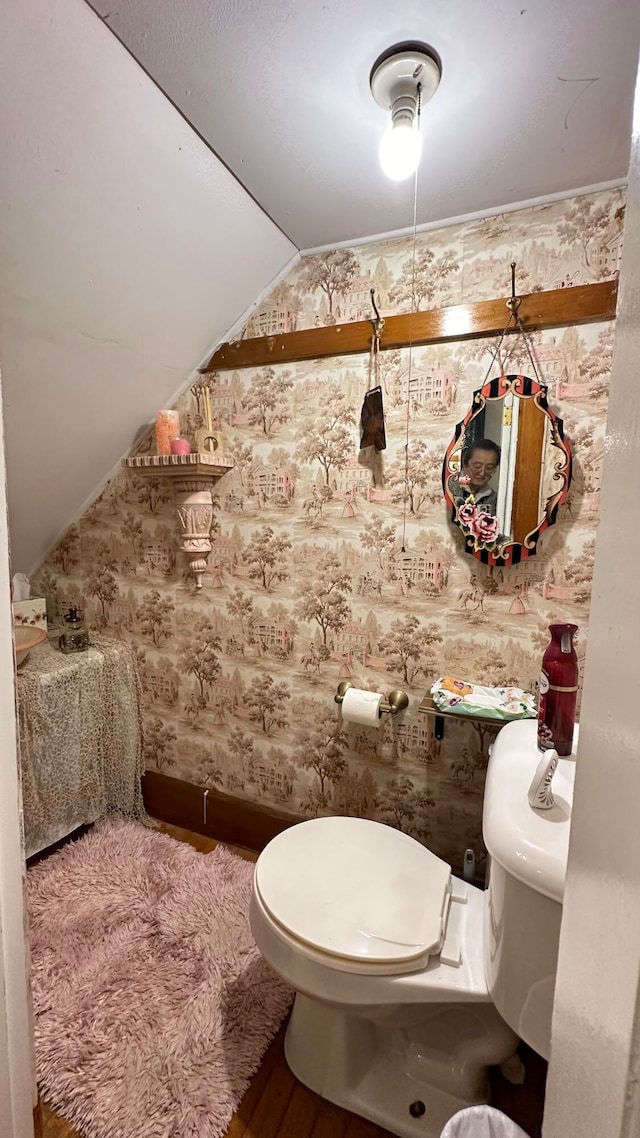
[442,374,572,567]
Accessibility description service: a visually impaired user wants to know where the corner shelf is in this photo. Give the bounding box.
[122,453,234,588]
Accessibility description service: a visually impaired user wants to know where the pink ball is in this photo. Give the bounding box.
[170,438,191,456]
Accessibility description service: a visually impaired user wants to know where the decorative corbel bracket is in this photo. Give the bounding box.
[122,454,233,588]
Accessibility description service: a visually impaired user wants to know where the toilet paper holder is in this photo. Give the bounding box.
[334,681,409,716]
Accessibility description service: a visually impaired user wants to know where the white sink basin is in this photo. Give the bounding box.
[14,625,47,667]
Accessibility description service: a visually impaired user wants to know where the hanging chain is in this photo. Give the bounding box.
[512,309,545,388]
[480,262,545,388]
[368,288,384,391]
[480,310,517,387]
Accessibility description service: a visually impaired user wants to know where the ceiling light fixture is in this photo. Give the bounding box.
[370,42,441,182]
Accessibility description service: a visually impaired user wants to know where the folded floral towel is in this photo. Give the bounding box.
[431,675,536,720]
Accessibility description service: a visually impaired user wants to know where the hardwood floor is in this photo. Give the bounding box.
[37,1024,394,1138]
[34,820,545,1138]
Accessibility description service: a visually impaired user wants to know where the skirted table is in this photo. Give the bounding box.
[16,633,144,858]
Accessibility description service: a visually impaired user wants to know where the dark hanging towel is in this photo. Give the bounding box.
[360,385,386,452]
[358,385,386,488]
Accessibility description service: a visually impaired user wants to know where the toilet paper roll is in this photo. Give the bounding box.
[340,687,384,728]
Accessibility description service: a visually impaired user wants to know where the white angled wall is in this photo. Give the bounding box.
[0,0,296,574]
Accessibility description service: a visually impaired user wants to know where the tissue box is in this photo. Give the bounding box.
[12,598,47,632]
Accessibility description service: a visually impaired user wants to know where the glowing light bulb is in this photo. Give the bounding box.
[379,120,423,181]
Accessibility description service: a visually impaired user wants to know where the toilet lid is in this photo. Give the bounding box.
[255,816,451,966]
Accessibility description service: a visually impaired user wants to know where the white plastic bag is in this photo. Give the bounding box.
[11,573,30,601]
[440,1104,531,1138]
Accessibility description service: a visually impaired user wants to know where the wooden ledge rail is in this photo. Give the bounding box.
[203,279,618,373]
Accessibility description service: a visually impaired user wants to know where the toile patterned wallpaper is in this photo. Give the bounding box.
[33,189,623,872]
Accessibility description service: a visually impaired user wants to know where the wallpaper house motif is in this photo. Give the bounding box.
[34,189,623,872]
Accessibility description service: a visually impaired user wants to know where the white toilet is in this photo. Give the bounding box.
[250,720,576,1138]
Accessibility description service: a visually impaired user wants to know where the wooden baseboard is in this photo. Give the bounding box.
[142,771,302,852]
[141,772,485,882]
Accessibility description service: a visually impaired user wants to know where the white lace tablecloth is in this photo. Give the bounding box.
[16,633,144,857]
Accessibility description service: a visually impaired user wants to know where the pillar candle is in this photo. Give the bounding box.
[155,410,180,455]
[204,385,213,432]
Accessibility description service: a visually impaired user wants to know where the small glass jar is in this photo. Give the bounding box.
[58,608,90,653]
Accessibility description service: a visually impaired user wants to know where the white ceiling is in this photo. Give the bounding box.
[86,0,640,249]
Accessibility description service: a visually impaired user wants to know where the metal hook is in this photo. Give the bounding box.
[506,261,521,315]
[369,288,385,340]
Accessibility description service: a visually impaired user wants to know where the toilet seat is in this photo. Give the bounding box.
[254,816,452,974]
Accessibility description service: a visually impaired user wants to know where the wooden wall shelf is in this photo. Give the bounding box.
[203,279,618,373]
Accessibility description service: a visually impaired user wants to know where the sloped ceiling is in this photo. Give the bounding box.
[0,0,296,575]
[86,0,640,248]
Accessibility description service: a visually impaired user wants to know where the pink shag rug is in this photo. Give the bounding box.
[27,820,293,1138]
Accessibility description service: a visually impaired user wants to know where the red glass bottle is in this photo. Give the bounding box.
[537,623,578,756]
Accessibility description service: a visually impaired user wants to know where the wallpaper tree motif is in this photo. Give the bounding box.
[33,188,624,873]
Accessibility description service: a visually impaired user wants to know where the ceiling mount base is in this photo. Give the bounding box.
[370,42,442,112]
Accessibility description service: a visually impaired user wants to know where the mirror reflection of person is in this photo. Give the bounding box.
[449,439,501,516]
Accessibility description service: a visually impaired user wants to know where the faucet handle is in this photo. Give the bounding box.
[528,749,559,811]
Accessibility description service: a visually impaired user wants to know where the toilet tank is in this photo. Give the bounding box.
[482,719,576,1060]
